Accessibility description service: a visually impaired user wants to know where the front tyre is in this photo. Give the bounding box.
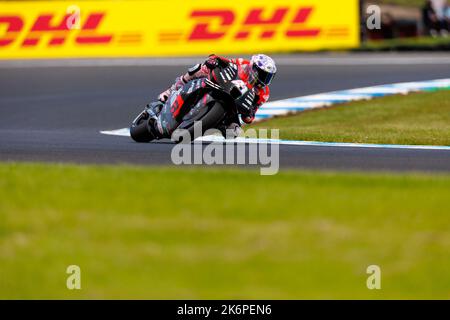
[130,111,155,143]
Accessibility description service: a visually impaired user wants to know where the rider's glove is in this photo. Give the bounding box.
[205,54,229,70]
[204,57,218,70]
[158,75,187,102]
[158,88,171,102]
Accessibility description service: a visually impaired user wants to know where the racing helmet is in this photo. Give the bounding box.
[248,54,277,87]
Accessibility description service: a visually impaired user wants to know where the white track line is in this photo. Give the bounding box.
[100,128,450,151]
[199,136,450,151]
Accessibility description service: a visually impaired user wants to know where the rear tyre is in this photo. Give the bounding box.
[176,102,226,143]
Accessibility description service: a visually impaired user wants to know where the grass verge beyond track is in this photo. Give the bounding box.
[249,90,450,146]
[0,163,449,299]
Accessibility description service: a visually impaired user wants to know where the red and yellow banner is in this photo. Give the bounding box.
[0,0,360,59]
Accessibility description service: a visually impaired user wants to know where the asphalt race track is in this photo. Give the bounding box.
[0,53,449,172]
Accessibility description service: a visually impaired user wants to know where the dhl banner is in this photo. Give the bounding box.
[0,0,360,59]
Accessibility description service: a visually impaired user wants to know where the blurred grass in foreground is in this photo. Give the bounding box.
[250,90,450,146]
[0,163,449,299]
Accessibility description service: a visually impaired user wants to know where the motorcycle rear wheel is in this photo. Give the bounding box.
[176,101,226,143]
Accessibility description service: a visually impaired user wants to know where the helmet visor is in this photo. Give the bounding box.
[252,62,275,86]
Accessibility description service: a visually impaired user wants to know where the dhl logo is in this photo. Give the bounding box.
[0,12,142,47]
[159,7,349,42]
[0,5,352,51]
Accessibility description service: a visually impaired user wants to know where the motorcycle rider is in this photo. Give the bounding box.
[147,53,277,139]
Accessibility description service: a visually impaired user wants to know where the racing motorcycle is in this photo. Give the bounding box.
[129,64,256,143]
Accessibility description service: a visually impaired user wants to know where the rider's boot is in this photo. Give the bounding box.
[218,122,242,139]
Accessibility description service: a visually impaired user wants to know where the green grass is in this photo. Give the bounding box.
[249,90,450,146]
[377,0,426,7]
[357,37,450,51]
[0,163,449,299]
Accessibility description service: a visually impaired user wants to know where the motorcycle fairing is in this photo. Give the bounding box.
[157,78,210,136]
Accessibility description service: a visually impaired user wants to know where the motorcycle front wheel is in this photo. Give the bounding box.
[130,111,155,143]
